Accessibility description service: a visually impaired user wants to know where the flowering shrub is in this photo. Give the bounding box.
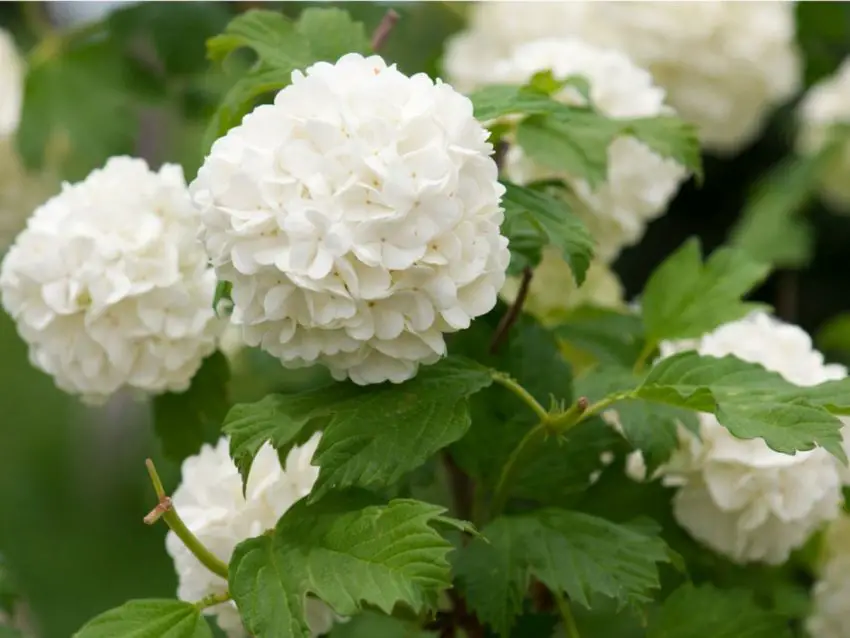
[4,3,850,638]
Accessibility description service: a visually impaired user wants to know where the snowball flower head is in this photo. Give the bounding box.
[0,157,221,402]
[444,2,800,154]
[485,38,688,262]
[192,53,509,385]
[0,28,22,136]
[655,312,847,564]
[797,57,850,212]
[166,434,335,637]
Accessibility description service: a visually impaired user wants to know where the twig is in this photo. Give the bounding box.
[443,452,474,524]
[490,266,533,354]
[776,270,798,323]
[493,140,509,174]
[370,9,400,52]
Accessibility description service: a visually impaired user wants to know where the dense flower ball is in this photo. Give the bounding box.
[797,57,850,212]
[0,28,22,137]
[444,1,801,154]
[807,516,850,638]
[485,38,688,262]
[191,53,509,385]
[166,434,335,637]
[0,157,220,402]
[655,312,847,564]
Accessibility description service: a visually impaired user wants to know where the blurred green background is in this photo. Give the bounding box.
[0,2,849,636]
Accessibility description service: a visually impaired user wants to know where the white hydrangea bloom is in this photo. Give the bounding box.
[797,58,850,212]
[500,248,624,325]
[444,1,801,154]
[0,157,221,403]
[484,38,687,262]
[192,53,509,385]
[655,312,847,564]
[0,28,22,137]
[808,516,850,638]
[166,434,336,637]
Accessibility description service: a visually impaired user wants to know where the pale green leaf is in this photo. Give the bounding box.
[647,584,791,638]
[153,351,231,463]
[501,181,594,284]
[468,85,561,122]
[454,511,669,636]
[222,357,493,496]
[294,8,370,61]
[206,10,309,68]
[641,238,771,343]
[73,599,212,638]
[229,495,461,638]
[621,116,702,183]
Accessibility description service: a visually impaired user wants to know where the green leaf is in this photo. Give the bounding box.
[641,238,771,344]
[229,495,461,638]
[0,628,23,638]
[634,351,848,460]
[18,40,139,180]
[555,306,646,368]
[621,116,703,184]
[73,599,213,638]
[153,351,231,463]
[468,85,562,122]
[647,584,791,638]
[817,312,850,355]
[454,511,669,636]
[327,611,436,638]
[294,8,370,62]
[501,181,594,283]
[222,357,493,497]
[0,556,19,616]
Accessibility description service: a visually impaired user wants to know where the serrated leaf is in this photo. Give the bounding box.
[18,39,138,180]
[223,357,493,496]
[230,495,462,638]
[555,306,646,368]
[641,238,771,344]
[207,10,309,68]
[635,351,848,461]
[621,116,702,183]
[647,584,791,638]
[295,8,370,61]
[454,511,669,636]
[73,599,212,638]
[501,181,594,283]
[153,351,231,463]
[469,85,562,122]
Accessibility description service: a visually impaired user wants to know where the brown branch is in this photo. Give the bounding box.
[443,451,474,524]
[776,269,798,323]
[370,9,400,52]
[490,266,533,354]
[493,139,509,174]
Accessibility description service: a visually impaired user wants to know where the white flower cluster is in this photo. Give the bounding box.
[191,53,509,386]
[0,157,221,403]
[166,434,336,637]
[643,313,848,564]
[797,57,850,212]
[0,28,22,137]
[444,1,801,154]
[807,516,850,638]
[485,38,688,262]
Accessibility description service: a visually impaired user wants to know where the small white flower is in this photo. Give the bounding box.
[444,1,801,154]
[797,57,850,212]
[652,312,847,564]
[192,53,509,385]
[166,434,336,637]
[0,156,221,403]
[480,38,688,262]
[0,28,22,137]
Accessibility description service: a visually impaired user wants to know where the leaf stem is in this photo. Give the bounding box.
[632,340,656,373]
[195,591,231,611]
[144,459,229,580]
[492,372,548,422]
[489,421,547,518]
[490,266,533,354]
[555,593,581,638]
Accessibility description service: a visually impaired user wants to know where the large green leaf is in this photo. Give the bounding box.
[555,306,646,368]
[294,8,370,62]
[152,351,231,463]
[500,181,595,283]
[223,357,493,497]
[647,584,791,638]
[73,600,213,638]
[229,495,462,638]
[468,84,564,122]
[641,238,771,344]
[454,511,669,636]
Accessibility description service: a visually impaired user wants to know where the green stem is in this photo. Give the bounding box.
[145,459,229,580]
[555,593,580,638]
[489,421,547,518]
[578,392,631,424]
[195,591,231,611]
[632,340,657,374]
[492,372,549,422]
